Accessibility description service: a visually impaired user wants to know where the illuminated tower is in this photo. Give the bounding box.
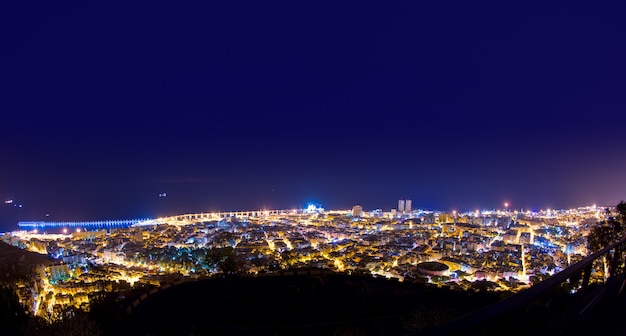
[352,205,363,217]
[398,199,405,212]
[405,199,412,212]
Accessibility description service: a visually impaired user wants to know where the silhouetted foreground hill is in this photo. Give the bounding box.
[135,271,506,336]
[0,242,509,336]
[0,241,54,282]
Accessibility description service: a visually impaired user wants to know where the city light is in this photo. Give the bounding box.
[1,203,610,317]
[306,204,318,212]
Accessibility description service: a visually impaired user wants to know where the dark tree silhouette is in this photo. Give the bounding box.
[0,285,29,335]
[617,201,626,223]
[219,250,242,274]
[588,201,626,252]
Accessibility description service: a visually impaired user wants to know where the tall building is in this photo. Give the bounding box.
[352,205,363,217]
[398,199,405,212]
[405,199,412,212]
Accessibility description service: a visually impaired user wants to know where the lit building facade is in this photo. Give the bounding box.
[352,205,363,217]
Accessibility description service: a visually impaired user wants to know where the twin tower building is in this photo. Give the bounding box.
[351,199,412,217]
[398,199,412,213]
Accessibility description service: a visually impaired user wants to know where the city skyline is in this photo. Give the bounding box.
[2,1,626,230]
[3,200,606,321]
[8,201,613,232]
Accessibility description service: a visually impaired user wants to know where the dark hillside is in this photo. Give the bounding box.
[0,240,54,283]
[135,271,506,336]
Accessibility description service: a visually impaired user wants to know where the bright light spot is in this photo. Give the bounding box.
[76,228,81,233]
[4,199,13,204]
[304,203,324,213]
[504,202,509,208]
[33,229,37,234]
[62,228,68,234]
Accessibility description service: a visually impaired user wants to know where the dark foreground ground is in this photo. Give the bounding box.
[134,271,506,336]
[0,241,506,336]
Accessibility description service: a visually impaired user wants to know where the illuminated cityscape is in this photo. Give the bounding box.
[1,201,609,317]
[2,0,625,334]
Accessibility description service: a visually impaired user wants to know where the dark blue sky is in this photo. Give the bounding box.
[2,1,626,229]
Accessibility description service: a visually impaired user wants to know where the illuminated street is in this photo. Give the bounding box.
[1,203,605,314]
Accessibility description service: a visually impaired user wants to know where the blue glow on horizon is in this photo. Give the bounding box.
[17,218,152,228]
[304,202,324,213]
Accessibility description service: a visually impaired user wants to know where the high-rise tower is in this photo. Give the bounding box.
[352,205,363,217]
[398,199,405,212]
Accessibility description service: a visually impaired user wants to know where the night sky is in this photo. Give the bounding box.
[2,1,626,230]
